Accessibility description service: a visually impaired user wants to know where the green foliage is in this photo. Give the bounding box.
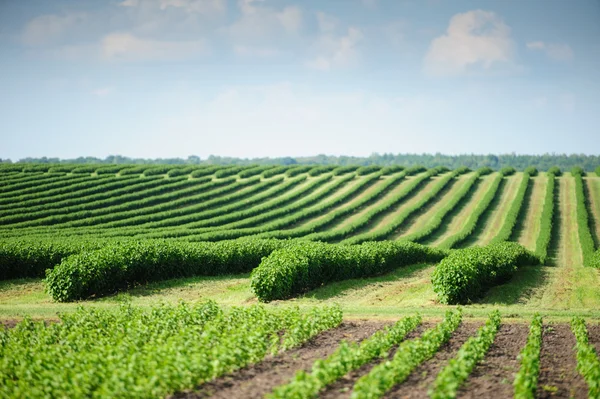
[118,165,148,175]
[571,317,600,398]
[405,165,427,175]
[47,165,78,173]
[261,165,290,178]
[547,166,562,176]
[0,302,341,399]
[308,165,336,176]
[351,309,462,399]
[356,165,382,175]
[269,314,421,398]
[431,242,540,304]
[596,166,600,177]
[429,310,502,399]
[500,166,516,176]
[215,165,247,178]
[190,165,222,178]
[514,314,543,399]
[490,172,530,243]
[477,166,494,176]
[380,165,404,175]
[571,166,586,176]
[46,238,290,301]
[438,173,503,249]
[524,166,538,176]
[574,174,599,268]
[285,165,312,177]
[332,165,360,175]
[535,174,555,263]
[143,165,177,176]
[95,165,130,175]
[250,240,447,302]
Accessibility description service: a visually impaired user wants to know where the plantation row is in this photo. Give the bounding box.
[2,304,599,398]
[2,165,598,254]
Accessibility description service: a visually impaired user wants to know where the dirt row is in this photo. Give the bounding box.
[172,319,599,399]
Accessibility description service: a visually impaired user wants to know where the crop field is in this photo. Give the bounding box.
[1,163,600,398]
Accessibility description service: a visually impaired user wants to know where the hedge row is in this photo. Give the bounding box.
[250,240,447,302]
[490,172,531,244]
[261,166,290,178]
[574,174,600,268]
[45,238,291,302]
[438,173,504,249]
[431,242,540,304]
[356,165,382,175]
[535,172,556,263]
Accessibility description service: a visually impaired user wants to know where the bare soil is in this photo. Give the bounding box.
[587,323,600,354]
[319,322,434,399]
[383,322,481,398]
[172,321,388,399]
[536,324,588,398]
[458,323,529,399]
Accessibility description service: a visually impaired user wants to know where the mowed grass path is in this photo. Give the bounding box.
[585,177,600,246]
[390,173,474,240]
[461,173,522,247]
[424,174,497,247]
[514,173,548,252]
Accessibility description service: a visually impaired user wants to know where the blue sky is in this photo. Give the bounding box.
[1,0,599,161]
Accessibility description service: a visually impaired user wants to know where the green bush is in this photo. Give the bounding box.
[332,165,359,176]
[477,167,494,176]
[571,166,586,176]
[285,166,312,177]
[524,166,538,176]
[405,165,426,175]
[308,166,336,176]
[547,166,562,176]
[380,165,404,175]
[261,166,290,178]
[596,166,600,177]
[251,240,447,302]
[46,238,290,302]
[356,165,381,175]
[431,242,540,304]
[500,166,516,176]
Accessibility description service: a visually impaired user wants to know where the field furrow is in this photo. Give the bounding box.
[515,173,548,251]
[461,173,522,247]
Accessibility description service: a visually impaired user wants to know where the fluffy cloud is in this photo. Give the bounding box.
[526,41,573,61]
[424,10,515,76]
[101,33,207,61]
[22,13,87,46]
[306,27,364,71]
[316,12,338,33]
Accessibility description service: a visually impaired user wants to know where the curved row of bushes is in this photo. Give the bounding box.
[250,240,447,302]
[490,171,531,244]
[573,173,600,268]
[431,242,540,304]
[535,172,556,263]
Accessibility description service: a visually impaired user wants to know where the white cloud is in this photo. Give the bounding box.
[424,10,515,76]
[306,27,364,71]
[233,45,279,57]
[226,1,302,42]
[527,41,573,61]
[101,33,207,61]
[316,12,338,33]
[91,87,116,97]
[22,13,87,46]
[119,0,226,14]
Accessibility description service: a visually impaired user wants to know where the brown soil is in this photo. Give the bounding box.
[536,324,588,398]
[458,323,529,399]
[383,322,482,399]
[318,322,434,399]
[0,320,20,329]
[587,323,600,353]
[172,321,388,399]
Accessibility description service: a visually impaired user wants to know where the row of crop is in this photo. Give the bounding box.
[341,167,470,244]
[351,309,463,398]
[0,172,57,190]
[402,170,484,243]
[490,171,531,243]
[185,171,399,241]
[0,174,153,213]
[429,310,502,398]
[431,242,540,304]
[269,314,422,398]
[88,174,335,239]
[0,301,341,399]
[574,174,600,268]
[0,173,92,198]
[8,176,240,229]
[0,175,116,207]
[301,169,440,242]
[535,172,556,263]
[0,176,196,223]
[513,313,543,399]
[134,174,333,236]
[571,317,600,398]
[250,240,447,302]
[437,172,504,249]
